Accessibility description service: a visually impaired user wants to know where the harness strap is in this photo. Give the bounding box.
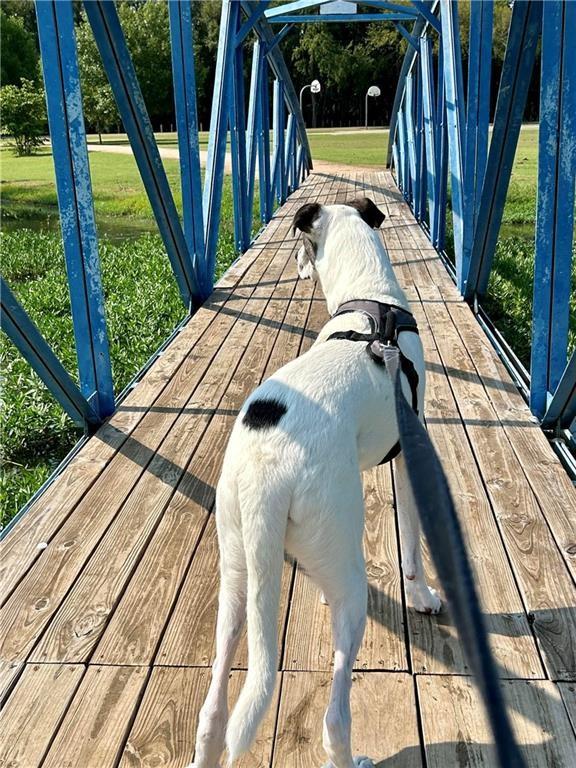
[326,300,420,465]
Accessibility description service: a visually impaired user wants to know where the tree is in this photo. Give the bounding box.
[0,78,46,155]
[0,10,40,86]
[76,17,118,142]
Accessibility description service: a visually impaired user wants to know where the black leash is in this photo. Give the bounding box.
[383,344,526,768]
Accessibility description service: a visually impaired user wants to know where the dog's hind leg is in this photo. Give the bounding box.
[394,452,442,614]
[190,487,246,768]
[294,476,374,768]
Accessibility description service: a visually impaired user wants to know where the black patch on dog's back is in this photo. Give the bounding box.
[243,398,287,430]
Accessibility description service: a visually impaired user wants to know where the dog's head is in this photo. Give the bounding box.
[292,198,385,281]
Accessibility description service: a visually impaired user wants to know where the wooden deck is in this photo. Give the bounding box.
[1,170,576,767]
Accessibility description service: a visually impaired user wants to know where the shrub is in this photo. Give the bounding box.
[0,78,46,156]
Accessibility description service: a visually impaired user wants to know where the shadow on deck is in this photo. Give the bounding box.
[1,171,576,767]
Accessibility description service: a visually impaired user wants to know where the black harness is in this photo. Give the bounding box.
[326,299,420,464]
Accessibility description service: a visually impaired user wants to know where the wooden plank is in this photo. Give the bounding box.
[283,465,407,672]
[418,675,576,767]
[119,667,280,768]
[0,216,286,604]
[558,683,576,737]
[409,255,576,681]
[273,671,422,767]
[385,248,543,679]
[0,242,287,665]
[29,243,297,665]
[0,663,84,767]
[0,659,22,705]
[41,666,148,768]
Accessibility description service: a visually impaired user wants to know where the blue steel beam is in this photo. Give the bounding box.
[230,40,250,251]
[440,0,466,290]
[36,0,114,420]
[420,35,437,233]
[285,113,298,193]
[236,1,269,46]
[202,0,241,285]
[258,58,273,222]
[464,0,542,300]
[410,1,441,33]
[405,73,418,204]
[241,1,312,171]
[530,0,576,417]
[462,0,493,295]
[433,36,448,250]
[83,0,203,308]
[542,352,576,431]
[268,14,422,23]
[396,23,419,51]
[246,40,263,230]
[264,23,294,54]
[264,0,418,18]
[415,66,427,223]
[168,0,207,292]
[386,6,432,168]
[271,78,287,204]
[1,278,99,428]
[464,0,493,230]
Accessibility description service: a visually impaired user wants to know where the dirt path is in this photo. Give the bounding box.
[86,142,375,175]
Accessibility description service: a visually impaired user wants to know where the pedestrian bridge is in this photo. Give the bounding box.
[2,169,576,767]
[1,1,575,766]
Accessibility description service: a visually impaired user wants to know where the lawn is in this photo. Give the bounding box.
[1,124,573,526]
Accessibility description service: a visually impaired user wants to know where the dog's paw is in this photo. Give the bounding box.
[320,592,329,606]
[353,756,375,767]
[407,584,442,614]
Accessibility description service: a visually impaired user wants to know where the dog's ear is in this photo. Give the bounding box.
[346,197,386,229]
[292,202,322,236]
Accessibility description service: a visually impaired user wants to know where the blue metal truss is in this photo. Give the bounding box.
[35,0,115,420]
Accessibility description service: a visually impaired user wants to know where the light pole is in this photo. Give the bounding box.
[365,85,381,130]
[299,79,321,126]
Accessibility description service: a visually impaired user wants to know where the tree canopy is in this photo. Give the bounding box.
[0,0,538,133]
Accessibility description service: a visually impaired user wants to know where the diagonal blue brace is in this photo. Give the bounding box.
[542,351,576,431]
[258,57,273,223]
[230,40,250,251]
[1,278,99,428]
[203,0,241,286]
[440,0,466,290]
[530,0,576,417]
[83,0,203,308]
[35,0,114,420]
[246,40,263,230]
[405,73,418,203]
[464,0,542,301]
[168,0,207,294]
[271,78,286,204]
[420,35,437,234]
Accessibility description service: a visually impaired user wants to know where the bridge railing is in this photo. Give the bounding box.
[388,0,576,457]
[0,0,312,431]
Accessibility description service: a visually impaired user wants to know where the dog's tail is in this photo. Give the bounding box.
[225,471,289,764]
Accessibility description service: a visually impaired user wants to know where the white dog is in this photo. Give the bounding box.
[191,198,441,768]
